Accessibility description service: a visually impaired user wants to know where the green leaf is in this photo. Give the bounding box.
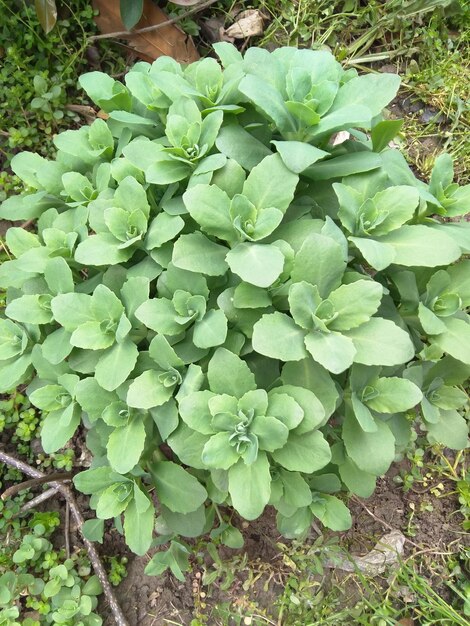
[328,280,383,331]
[345,318,414,366]
[6,295,53,325]
[252,312,307,361]
[276,507,313,539]
[6,227,40,256]
[216,124,272,170]
[178,390,215,435]
[338,457,376,498]
[233,283,272,309]
[251,415,289,452]
[305,331,356,374]
[107,418,146,474]
[271,431,331,473]
[272,141,328,174]
[371,119,403,152]
[331,73,400,117]
[271,385,325,433]
[349,236,396,271]
[75,378,117,421]
[150,461,207,514]
[51,293,94,331]
[135,297,181,335]
[343,415,395,476]
[42,328,73,365]
[41,406,81,454]
[426,410,468,450]
[95,339,139,391]
[418,304,447,335]
[226,243,285,288]
[70,321,115,350]
[228,452,271,520]
[75,233,134,266]
[242,154,298,212]
[207,348,256,397]
[281,360,339,419]
[167,424,209,470]
[150,399,179,441]
[193,309,228,349]
[183,184,233,241]
[279,469,312,509]
[431,317,470,364]
[310,105,371,138]
[365,377,422,413]
[350,393,377,432]
[127,370,173,410]
[73,466,127,494]
[144,540,190,581]
[202,432,240,469]
[120,0,143,29]
[172,233,229,276]
[159,505,207,538]
[44,257,74,295]
[310,495,352,531]
[239,75,295,133]
[124,498,154,556]
[291,233,346,298]
[378,225,461,267]
[30,384,66,411]
[145,213,185,250]
[266,392,304,430]
[120,276,150,322]
[81,519,104,543]
[306,152,381,181]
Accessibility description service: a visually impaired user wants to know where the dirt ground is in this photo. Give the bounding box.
[98,458,467,626]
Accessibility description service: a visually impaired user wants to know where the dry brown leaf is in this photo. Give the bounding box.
[398,619,414,626]
[92,0,199,63]
[225,9,264,39]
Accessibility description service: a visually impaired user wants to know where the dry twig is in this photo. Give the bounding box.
[1,473,72,501]
[18,487,59,515]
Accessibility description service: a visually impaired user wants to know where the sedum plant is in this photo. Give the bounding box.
[0,44,469,575]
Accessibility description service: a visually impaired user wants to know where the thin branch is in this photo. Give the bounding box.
[65,500,71,559]
[1,473,72,500]
[18,487,59,515]
[0,450,129,626]
[88,0,218,41]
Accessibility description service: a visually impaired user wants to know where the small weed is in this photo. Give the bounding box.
[106,555,128,586]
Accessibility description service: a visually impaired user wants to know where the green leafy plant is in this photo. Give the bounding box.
[0,516,103,626]
[0,44,468,572]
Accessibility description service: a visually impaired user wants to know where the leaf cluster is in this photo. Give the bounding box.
[0,520,102,626]
[0,44,468,565]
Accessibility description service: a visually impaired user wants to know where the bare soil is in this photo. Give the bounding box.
[99,458,467,626]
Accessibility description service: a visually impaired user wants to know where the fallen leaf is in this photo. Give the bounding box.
[92,0,199,63]
[398,619,414,626]
[35,0,57,34]
[225,9,264,39]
